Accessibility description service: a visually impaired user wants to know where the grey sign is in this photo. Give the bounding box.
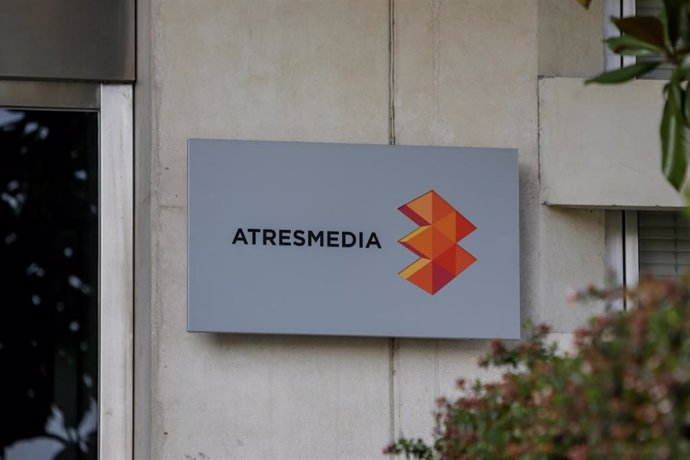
[188,140,519,339]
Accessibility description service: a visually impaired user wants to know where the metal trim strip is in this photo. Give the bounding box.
[0,80,99,110]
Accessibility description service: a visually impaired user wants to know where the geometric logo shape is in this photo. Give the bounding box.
[399,190,476,295]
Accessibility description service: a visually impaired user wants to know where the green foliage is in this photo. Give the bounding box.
[585,1,690,191]
[586,61,660,84]
[662,77,689,189]
[385,277,690,459]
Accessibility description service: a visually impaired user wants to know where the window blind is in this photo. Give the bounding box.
[638,211,690,280]
[636,0,663,16]
[636,0,673,80]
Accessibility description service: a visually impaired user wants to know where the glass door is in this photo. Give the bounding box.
[0,109,99,460]
[0,82,133,460]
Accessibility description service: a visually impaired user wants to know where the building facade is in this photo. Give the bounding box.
[0,0,682,459]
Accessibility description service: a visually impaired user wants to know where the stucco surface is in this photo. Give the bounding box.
[538,0,604,78]
[537,207,607,331]
[392,0,607,439]
[154,0,390,209]
[540,77,684,208]
[155,204,391,459]
[142,1,614,458]
[149,1,392,458]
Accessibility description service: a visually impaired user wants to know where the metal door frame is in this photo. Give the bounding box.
[0,80,134,460]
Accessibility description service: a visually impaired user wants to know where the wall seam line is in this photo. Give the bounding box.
[388,0,396,146]
[388,0,400,450]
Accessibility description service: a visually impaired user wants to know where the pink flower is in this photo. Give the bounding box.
[565,287,579,303]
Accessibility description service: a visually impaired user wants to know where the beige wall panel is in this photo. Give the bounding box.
[394,0,540,313]
[393,0,540,441]
[538,0,604,77]
[153,0,390,208]
[394,0,539,149]
[537,207,607,332]
[393,339,500,443]
[149,1,392,458]
[142,0,620,456]
[394,333,575,443]
[540,77,684,208]
[152,206,391,459]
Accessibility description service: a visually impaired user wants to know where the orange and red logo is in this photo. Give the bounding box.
[399,190,476,295]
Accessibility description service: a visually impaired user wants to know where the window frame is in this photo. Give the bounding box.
[603,0,638,310]
[604,0,636,71]
[0,80,134,460]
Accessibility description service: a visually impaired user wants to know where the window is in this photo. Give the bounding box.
[607,210,689,309]
[638,211,690,280]
[0,108,99,459]
[0,82,133,460]
[604,0,672,78]
[602,0,680,307]
[635,0,674,79]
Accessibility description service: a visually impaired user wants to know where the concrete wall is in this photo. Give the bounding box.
[135,1,610,458]
[392,0,539,439]
[538,0,604,78]
[144,2,392,458]
[540,77,685,208]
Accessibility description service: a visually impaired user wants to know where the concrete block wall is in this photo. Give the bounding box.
[135,1,610,458]
[539,77,683,208]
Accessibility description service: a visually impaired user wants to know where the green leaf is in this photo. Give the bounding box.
[675,59,690,80]
[661,83,689,190]
[683,82,690,125]
[605,35,662,56]
[614,16,667,49]
[585,61,660,84]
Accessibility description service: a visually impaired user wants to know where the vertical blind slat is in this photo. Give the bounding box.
[639,212,690,279]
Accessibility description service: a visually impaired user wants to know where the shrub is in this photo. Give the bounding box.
[385,277,690,459]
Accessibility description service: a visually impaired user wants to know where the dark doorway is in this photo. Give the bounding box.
[0,109,98,460]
